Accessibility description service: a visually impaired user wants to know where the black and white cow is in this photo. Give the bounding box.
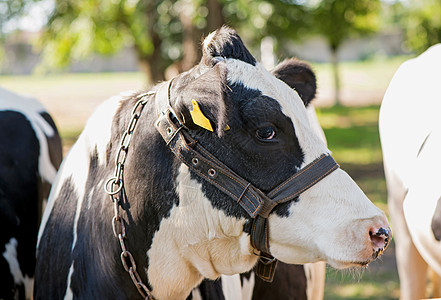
[380,44,441,300]
[35,27,390,300]
[0,87,62,299]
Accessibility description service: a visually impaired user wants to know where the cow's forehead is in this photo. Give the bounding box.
[224,58,328,163]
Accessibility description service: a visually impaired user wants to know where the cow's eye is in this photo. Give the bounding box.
[256,126,277,141]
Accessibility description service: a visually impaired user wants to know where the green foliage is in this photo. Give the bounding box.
[402,0,441,53]
[310,0,381,51]
[37,0,151,70]
[222,0,307,47]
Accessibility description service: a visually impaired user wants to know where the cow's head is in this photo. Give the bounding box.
[148,27,390,297]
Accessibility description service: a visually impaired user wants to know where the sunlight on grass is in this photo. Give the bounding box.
[318,105,398,300]
[325,265,400,300]
[312,56,411,93]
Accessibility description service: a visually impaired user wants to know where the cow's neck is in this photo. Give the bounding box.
[117,95,257,299]
[144,164,258,299]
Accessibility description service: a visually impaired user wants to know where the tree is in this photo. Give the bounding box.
[37,0,230,84]
[310,0,381,105]
[401,0,441,54]
[37,0,173,83]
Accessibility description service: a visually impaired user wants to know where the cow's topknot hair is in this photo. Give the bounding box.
[202,26,256,66]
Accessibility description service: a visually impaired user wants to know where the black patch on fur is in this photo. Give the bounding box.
[184,82,304,219]
[203,26,256,66]
[0,111,40,299]
[189,279,225,300]
[35,177,77,299]
[174,62,230,137]
[250,263,307,300]
[431,197,441,241]
[192,263,307,300]
[272,58,317,106]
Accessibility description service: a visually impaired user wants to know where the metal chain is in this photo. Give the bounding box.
[104,91,156,300]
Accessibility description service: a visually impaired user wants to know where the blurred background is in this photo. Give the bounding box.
[1,0,441,298]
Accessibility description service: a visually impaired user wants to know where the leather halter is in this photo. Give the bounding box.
[154,80,339,282]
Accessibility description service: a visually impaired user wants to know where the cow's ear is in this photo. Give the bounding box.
[272,58,317,107]
[201,26,256,67]
[174,62,229,137]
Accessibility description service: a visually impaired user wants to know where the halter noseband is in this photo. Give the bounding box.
[154,80,339,281]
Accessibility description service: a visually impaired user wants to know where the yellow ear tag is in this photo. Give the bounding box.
[190,99,214,132]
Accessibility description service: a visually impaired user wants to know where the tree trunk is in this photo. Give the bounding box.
[180,0,200,72]
[206,0,225,32]
[330,46,341,106]
[137,34,165,86]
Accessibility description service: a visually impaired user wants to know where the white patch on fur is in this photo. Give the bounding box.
[38,95,123,246]
[147,164,258,299]
[2,238,34,299]
[221,274,242,300]
[0,87,57,183]
[63,264,75,300]
[190,288,203,300]
[380,44,441,189]
[240,272,254,300]
[402,127,441,275]
[203,31,217,54]
[304,262,326,300]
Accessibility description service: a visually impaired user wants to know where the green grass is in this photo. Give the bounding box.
[325,267,400,300]
[317,105,386,207]
[317,105,398,299]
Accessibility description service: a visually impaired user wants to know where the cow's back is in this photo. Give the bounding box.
[0,87,62,299]
[380,44,441,298]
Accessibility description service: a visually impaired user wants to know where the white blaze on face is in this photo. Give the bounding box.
[147,164,258,299]
[225,59,387,267]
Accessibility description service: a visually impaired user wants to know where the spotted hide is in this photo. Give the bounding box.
[0,87,62,299]
[380,43,441,299]
[35,27,390,300]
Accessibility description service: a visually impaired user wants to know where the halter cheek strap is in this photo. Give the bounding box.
[154,80,339,282]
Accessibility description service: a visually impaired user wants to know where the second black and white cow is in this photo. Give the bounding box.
[380,43,441,300]
[35,27,390,299]
[0,87,62,299]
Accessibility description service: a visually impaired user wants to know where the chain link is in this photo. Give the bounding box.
[104,92,155,300]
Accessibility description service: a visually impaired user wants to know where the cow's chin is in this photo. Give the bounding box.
[326,258,371,269]
[269,243,374,270]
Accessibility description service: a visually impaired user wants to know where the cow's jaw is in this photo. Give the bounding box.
[147,164,257,299]
[269,167,389,268]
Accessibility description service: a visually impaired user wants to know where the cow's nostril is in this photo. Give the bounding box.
[369,227,390,251]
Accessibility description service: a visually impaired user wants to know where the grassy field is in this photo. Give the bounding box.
[0,56,410,299]
[318,105,399,300]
